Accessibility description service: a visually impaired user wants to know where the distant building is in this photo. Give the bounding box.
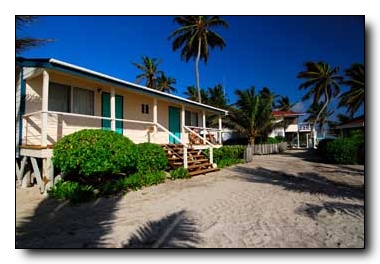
[335,115,364,137]
[269,110,312,148]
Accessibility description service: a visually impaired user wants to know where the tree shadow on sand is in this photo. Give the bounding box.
[123,210,202,248]
[227,166,364,200]
[281,148,326,163]
[295,202,364,220]
[16,194,122,248]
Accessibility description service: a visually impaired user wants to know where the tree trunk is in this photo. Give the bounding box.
[248,136,255,146]
[313,86,330,148]
[195,37,202,103]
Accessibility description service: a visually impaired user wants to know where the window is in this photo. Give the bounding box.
[185,111,198,126]
[48,82,70,112]
[73,87,94,115]
[141,104,149,114]
[48,82,94,116]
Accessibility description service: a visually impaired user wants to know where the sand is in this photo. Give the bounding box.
[16,149,364,248]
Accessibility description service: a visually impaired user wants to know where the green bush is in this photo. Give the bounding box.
[275,136,285,142]
[170,167,189,180]
[141,171,166,186]
[326,138,360,164]
[135,143,168,173]
[47,180,95,204]
[120,173,143,191]
[53,129,136,178]
[217,158,244,168]
[99,179,126,196]
[317,138,335,158]
[206,145,245,164]
[267,137,280,144]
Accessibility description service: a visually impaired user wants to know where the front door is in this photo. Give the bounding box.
[102,92,123,134]
[168,106,180,144]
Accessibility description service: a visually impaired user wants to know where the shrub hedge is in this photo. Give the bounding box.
[135,143,168,173]
[326,138,359,164]
[170,167,189,180]
[53,129,136,178]
[47,180,95,204]
[318,132,364,165]
[204,145,245,168]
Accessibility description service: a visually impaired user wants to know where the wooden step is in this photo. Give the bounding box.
[170,158,209,166]
[188,167,219,176]
[186,163,212,170]
[168,157,182,161]
[187,154,205,159]
[168,154,205,160]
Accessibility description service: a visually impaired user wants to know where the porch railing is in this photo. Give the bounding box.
[183,125,222,145]
[298,123,312,131]
[22,110,155,146]
[21,110,194,169]
[183,125,221,164]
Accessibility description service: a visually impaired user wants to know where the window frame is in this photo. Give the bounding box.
[185,110,199,127]
[48,81,95,116]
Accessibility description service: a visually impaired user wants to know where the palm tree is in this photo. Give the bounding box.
[184,85,208,103]
[275,96,295,111]
[338,63,364,118]
[228,87,274,145]
[207,84,228,109]
[16,16,52,54]
[156,73,177,94]
[132,56,163,89]
[259,87,278,109]
[206,84,228,127]
[168,16,228,103]
[305,102,333,131]
[297,61,342,147]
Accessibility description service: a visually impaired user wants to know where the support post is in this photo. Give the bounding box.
[16,156,28,183]
[181,105,185,141]
[209,147,213,165]
[44,158,54,192]
[110,87,116,131]
[30,157,44,193]
[183,146,188,169]
[21,162,32,188]
[202,110,206,144]
[41,70,49,147]
[306,133,309,148]
[218,116,222,144]
[153,98,158,132]
[297,132,300,148]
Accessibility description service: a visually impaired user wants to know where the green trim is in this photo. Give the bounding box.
[168,107,181,144]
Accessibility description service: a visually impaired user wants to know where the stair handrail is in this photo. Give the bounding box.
[155,122,188,147]
[164,144,184,161]
[184,125,215,147]
[155,122,189,168]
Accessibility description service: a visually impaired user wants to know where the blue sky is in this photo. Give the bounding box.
[17,15,364,119]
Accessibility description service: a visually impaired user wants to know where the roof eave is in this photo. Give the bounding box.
[16,57,228,116]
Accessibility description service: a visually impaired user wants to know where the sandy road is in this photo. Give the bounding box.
[16,149,364,248]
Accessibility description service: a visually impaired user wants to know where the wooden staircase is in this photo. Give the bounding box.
[161,144,219,176]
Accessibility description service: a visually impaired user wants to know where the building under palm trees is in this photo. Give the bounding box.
[16,57,229,191]
[269,110,312,148]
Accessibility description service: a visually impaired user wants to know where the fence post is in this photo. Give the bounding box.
[244,146,253,163]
